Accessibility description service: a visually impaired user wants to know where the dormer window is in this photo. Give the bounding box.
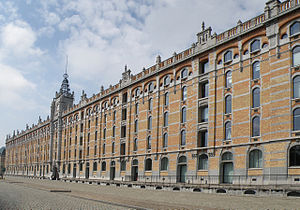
[181,68,188,79]
[290,21,300,36]
[148,82,154,93]
[250,39,260,52]
[224,51,232,63]
[164,75,170,86]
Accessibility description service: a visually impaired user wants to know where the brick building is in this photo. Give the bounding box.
[4,0,300,187]
[0,147,5,176]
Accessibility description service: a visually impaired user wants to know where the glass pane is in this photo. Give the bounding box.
[204,82,209,97]
[293,47,300,66]
[226,71,232,88]
[252,88,260,108]
[293,108,300,131]
[225,96,232,114]
[252,117,260,137]
[225,122,231,140]
[181,130,186,145]
[291,22,300,36]
[224,51,232,62]
[203,61,209,73]
[252,61,260,79]
[164,93,169,106]
[182,107,186,123]
[290,145,300,166]
[251,40,260,52]
[201,106,208,122]
[222,152,233,160]
[199,154,208,170]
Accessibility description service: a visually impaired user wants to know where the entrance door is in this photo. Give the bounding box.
[223,162,233,184]
[178,164,187,183]
[85,163,89,179]
[110,166,115,180]
[73,164,77,178]
[131,166,138,181]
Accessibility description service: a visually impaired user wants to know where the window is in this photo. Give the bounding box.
[87,146,89,156]
[79,163,83,171]
[293,76,300,98]
[148,116,152,130]
[120,160,126,171]
[95,117,98,126]
[252,88,260,108]
[93,162,97,171]
[198,154,208,170]
[147,136,151,150]
[222,152,233,160]
[198,130,208,147]
[135,88,140,97]
[148,82,154,93]
[181,130,186,146]
[112,126,116,138]
[181,68,188,79]
[103,128,106,139]
[122,92,128,104]
[164,75,170,86]
[225,121,231,140]
[112,142,115,153]
[293,108,300,131]
[134,120,138,133]
[95,131,98,141]
[122,108,127,121]
[145,158,152,171]
[225,71,232,88]
[250,39,260,52]
[224,51,232,63]
[121,125,126,138]
[252,61,260,80]
[164,112,168,127]
[101,162,106,171]
[293,46,300,67]
[262,43,268,48]
[148,98,153,111]
[133,138,138,151]
[94,145,97,155]
[163,133,168,148]
[199,106,208,122]
[164,92,169,106]
[182,86,187,101]
[200,82,209,98]
[249,149,262,168]
[135,103,139,115]
[120,143,125,155]
[290,145,300,166]
[225,95,232,114]
[160,157,168,171]
[113,111,116,122]
[202,61,209,73]
[244,50,249,55]
[102,143,106,154]
[252,116,260,137]
[290,21,300,36]
[181,107,187,123]
[104,114,107,124]
[234,54,239,59]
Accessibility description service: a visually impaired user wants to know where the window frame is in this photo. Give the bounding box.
[160,157,169,171]
[292,46,300,67]
[225,95,232,114]
[224,50,233,63]
[163,132,168,148]
[250,39,261,52]
[290,21,300,36]
[198,154,208,170]
[225,70,232,88]
[252,87,260,108]
[252,61,260,80]
[225,121,231,140]
[181,129,186,146]
[252,116,260,137]
[249,149,263,169]
[181,68,188,79]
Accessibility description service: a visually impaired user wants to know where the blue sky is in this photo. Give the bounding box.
[0,0,267,147]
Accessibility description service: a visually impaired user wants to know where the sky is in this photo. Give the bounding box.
[0,0,267,147]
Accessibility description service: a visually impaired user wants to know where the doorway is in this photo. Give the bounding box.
[131,159,138,181]
[85,163,89,179]
[220,152,234,184]
[110,161,115,180]
[73,164,77,178]
[177,156,187,183]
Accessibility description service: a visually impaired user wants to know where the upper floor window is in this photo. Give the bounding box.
[164,112,169,127]
[224,51,232,63]
[200,82,209,98]
[225,95,232,114]
[148,116,152,130]
[200,106,208,122]
[164,92,169,106]
[293,76,300,98]
[181,68,188,79]
[181,107,187,123]
[163,133,168,148]
[225,121,231,140]
[112,126,116,138]
[111,142,115,153]
[181,130,186,146]
[135,103,139,115]
[201,60,209,73]
[249,149,262,168]
[182,86,187,101]
[147,136,151,150]
[133,138,138,151]
[252,61,260,80]
[252,88,260,108]
[103,128,106,140]
[293,46,300,67]
[250,39,260,52]
[164,75,170,86]
[198,130,208,147]
[148,98,153,111]
[293,108,300,131]
[135,88,140,97]
[101,161,106,171]
[290,21,300,36]
[252,116,260,137]
[290,145,300,166]
[225,71,232,88]
[134,120,138,133]
[148,82,154,93]
[113,111,116,122]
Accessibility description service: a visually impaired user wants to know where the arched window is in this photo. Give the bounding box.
[178,156,187,163]
[293,46,300,67]
[164,112,168,127]
[222,152,233,160]
[252,61,260,80]
[252,116,260,137]
[148,82,154,93]
[112,126,115,137]
[133,138,138,151]
[252,88,260,108]
[164,75,170,86]
[181,130,186,145]
[225,95,232,114]
[293,76,300,98]
[148,98,153,111]
[293,108,300,131]
[181,68,188,79]
[182,86,187,101]
[135,88,140,97]
[145,158,152,171]
[250,39,260,52]
[290,145,300,166]
[224,51,232,63]
[198,154,208,170]
[93,162,97,171]
[225,71,232,88]
[249,149,262,168]
[147,136,151,149]
[160,157,168,171]
[225,121,231,140]
[163,133,168,148]
[120,160,126,171]
[101,161,106,171]
[148,116,152,130]
[290,21,300,36]
[164,92,169,106]
[181,107,187,123]
[134,120,138,133]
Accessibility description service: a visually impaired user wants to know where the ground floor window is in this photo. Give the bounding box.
[290,145,300,166]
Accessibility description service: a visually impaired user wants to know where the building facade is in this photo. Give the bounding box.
[5,0,300,186]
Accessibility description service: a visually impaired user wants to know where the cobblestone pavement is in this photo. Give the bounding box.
[1,176,300,210]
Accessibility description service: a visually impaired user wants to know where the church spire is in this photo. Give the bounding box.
[60,55,71,96]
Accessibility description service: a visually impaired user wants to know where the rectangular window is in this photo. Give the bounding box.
[200,82,209,98]
[95,117,98,126]
[122,108,127,121]
[200,60,209,74]
[121,126,126,138]
[120,143,126,155]
[198,130,208,147]
[199,106,208,122]
[80,123,83,132]
[79,163,83,171]
[122,92,128,104]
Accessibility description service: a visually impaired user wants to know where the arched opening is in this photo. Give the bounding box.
[177,156,187,183]
[131,159,138,181]
[220,152,233,184]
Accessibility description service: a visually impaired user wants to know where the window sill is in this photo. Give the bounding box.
[250,49,260,54]
[290,32,300,38]
[197,169,208,171]
[248,168,262,170]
